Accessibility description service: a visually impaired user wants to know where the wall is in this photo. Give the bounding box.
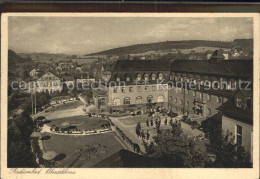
[108,84,169,107]
[222,114,253,157]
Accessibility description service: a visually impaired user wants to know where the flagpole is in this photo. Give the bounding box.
[31,91,34,115]
[34,90,37,114]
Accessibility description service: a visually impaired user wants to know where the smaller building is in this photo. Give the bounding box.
[30,68,44,77]
[76,65,82,73]
[218,89,253,160]
[93,89,108,113]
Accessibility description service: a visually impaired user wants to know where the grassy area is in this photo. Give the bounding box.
[118,115,149,126]
[46,115,109,131]
[49,101,83,112]
[43,132,124,167]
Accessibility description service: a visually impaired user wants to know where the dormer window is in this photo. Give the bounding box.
[236,98,242,108]
[116,77,120,82]
[144,74,149,81]
[151,74,156,80]
[126,77,130,82]
[137,74,142,81]
[159,73,163,80]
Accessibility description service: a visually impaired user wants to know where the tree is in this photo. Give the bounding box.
[206,131,251,168]
[136,122,141,137]
[19,70,29,80]
[144,124,207,167]
[201,113,251,167]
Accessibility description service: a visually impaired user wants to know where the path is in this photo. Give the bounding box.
[110,117,146,152]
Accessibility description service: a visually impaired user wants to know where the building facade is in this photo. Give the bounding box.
[107,60,171,113]
[168,52,253,118]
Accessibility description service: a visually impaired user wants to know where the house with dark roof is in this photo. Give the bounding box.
[36,71,63,93]
[218,89,253,160]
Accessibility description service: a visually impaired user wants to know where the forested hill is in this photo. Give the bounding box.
[8,49,32,66]
[86,39,253,56]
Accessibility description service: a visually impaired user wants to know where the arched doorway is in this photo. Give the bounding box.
[158,95,164,102]
[113,98,120,106]
[136,96,142,104]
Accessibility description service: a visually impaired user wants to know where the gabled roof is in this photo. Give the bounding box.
[217,99,253,125]
[171,60,252,78]
[217,89,253,124]
[37,71,61,80]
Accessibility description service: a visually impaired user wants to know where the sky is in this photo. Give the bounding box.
[8,16,253,55]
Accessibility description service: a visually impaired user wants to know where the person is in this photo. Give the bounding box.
[146,130,150,140]
[141,130,145,140]
[146,119,149,127]
[164,117,167,125]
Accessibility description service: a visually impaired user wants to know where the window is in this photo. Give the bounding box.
[158,95,164,102]
[113,98,120,106]
[124,97,131,105]
[236,98,242,108]
[152,86,156,91]
[137,86,142,92]
[144,74,149,81]
[137,74,142,81]
[180,99,183,105]
[207,108,211,116]
[159,85,163,91]
[129,87,133,92]
[217,97,222,103]
[200,92,203,99]
[113,87,118,93]
[145,86,148,91]
[236,125,242,145]
[136,96,142,104]
[175,98,177,103]
[151,74,156,80]
[186,101,189,107]
[147,96,153,103]
[159,73,163,80]
[126,77,130,82]
[207,94,211,101]
[193,91,196,97]
[99,98,106,106]
[121,87,125,93]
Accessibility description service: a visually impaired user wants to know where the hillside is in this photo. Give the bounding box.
[86,39,253,56]
[19,52,70,61]
[8,49,32,66]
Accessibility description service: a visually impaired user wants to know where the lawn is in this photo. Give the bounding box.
[43,132,125,167]
[49,100,83,112]
[118,115,149,126]
[46,115,109,131]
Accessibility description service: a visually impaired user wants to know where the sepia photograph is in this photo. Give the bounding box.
[1,13,259,178]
